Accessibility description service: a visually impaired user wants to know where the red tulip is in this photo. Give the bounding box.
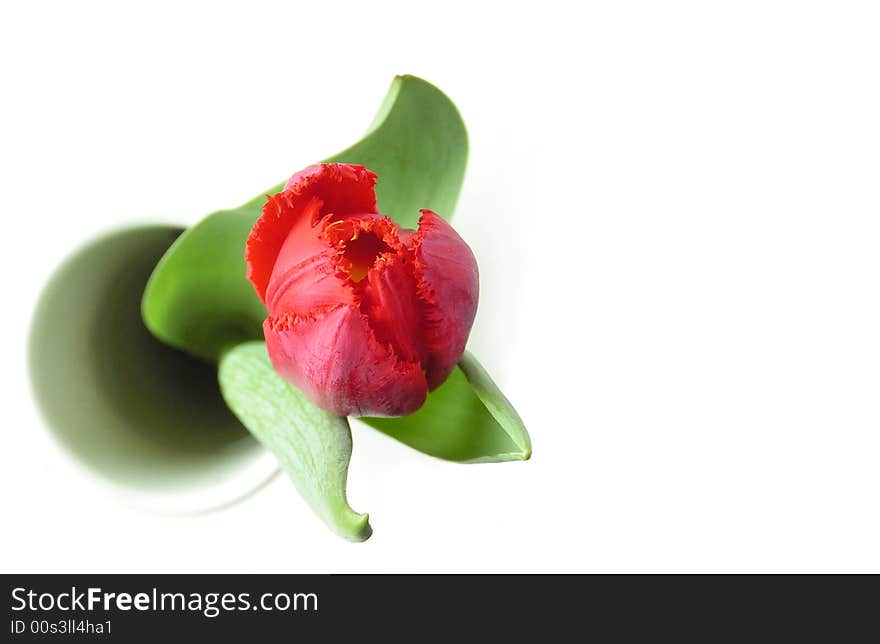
[245,163,479,417]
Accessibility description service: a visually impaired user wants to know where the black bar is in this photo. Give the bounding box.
[3,574,876,640]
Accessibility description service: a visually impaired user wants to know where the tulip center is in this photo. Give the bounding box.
[341,231,391,283]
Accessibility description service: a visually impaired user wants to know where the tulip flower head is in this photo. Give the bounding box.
[245,163,479,417]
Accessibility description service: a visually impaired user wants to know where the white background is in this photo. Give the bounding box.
[1,1,879,572]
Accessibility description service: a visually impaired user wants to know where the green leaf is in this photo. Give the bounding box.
[142,74,467,362]
[364,352,531,463]
[28,226,268,491]
[218,341,371,541]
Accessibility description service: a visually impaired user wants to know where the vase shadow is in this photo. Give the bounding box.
[29,225,277,512]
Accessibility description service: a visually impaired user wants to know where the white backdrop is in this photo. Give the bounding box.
[1,1,878,572]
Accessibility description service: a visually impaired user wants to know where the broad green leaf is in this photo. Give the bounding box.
[28,226,267,490]
[142,74,467,362]
[364,353,531,463]
[218,341,371,542]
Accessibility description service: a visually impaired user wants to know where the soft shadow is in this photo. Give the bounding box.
[29,226,267,494]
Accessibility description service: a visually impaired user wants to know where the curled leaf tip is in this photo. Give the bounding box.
[458,351,532,459]
[218,341,370,542]
[341,513,373,543]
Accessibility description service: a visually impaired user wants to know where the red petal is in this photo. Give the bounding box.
[265,249,356,318]
[408,210,479,389]
[264,304,428,417]
[246,164,378,301]
[359,253,426,365]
